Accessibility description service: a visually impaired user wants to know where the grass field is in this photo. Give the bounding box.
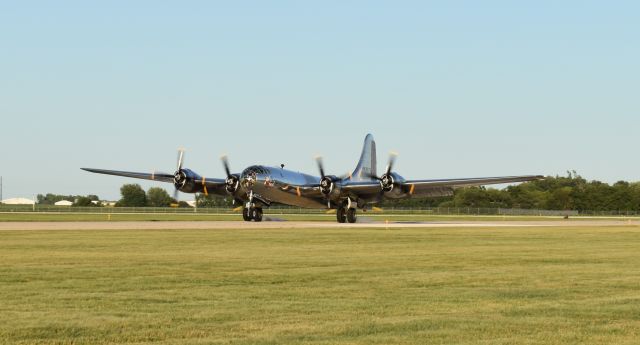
[1,226,639,344]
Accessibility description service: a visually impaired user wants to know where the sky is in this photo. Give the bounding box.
[1,1,639,200]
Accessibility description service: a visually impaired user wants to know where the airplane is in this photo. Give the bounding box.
[82,134,543,223]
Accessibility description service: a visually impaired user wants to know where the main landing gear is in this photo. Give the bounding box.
[242,207,263,222]
[336,206,357,223]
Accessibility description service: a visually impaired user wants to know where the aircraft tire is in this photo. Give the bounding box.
[253,208,263,222]
[242,208,251,221]
[337,207,347,223]
[346,208,357,223]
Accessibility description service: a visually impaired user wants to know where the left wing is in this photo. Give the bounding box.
[401,175,544,196]
[81,168,175,183]
[342,175,544,198]
[81,168,229,196]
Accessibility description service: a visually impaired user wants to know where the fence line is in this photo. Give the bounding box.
[1,204,637,217]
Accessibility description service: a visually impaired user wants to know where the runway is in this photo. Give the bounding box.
[0,219,637,230]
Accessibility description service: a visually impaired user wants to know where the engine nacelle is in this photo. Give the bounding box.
[173,168,203,193]
[320,175,343,199]
[225,175,240,194]
[379,173,394,192]
[319,176,334,195]
[379,172,407,199]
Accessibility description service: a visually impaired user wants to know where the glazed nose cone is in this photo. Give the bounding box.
[240,166,269,189]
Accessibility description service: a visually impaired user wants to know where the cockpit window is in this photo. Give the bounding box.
[242,165,269,176]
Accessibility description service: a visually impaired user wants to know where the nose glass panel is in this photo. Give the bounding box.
[241,165,269,188]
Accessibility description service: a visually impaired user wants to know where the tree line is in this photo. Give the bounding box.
[37,173,640,211]
[381,172,640,212]
[37,193,100,207]
[37,185,189,207]
[115,184,190,207]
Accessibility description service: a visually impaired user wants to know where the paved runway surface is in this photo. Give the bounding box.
[0,219,638,230]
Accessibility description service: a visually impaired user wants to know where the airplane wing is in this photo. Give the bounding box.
[81,168,228,195]
[82,168,175,182]
[341,175,544,198]
[400,175,544,196]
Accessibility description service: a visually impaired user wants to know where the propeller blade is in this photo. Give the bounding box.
[173,188,179,202]
[177,149,185,171]
[315,156,325,178]
[221,155,232,178]
[386,151,398,175]
[232,206,243,212]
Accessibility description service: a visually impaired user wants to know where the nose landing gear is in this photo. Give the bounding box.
[243,206,263,222]
[242,190,263,222]
[346,208,357,223]
[336,199,357,223]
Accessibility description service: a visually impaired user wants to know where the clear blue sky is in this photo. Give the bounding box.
[1,1,638,200]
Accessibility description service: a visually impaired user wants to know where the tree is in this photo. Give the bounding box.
[38,193,101,206]
[116,184,147,207]
[86,195,100,201]
[147,187,174,207]
[37,193,72,205]
[73,196,95,207]
[196,193,232,207]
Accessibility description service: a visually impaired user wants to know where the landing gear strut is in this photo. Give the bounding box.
[243,207,263,222]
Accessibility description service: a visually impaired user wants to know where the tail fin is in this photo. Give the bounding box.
[351,134,377,181]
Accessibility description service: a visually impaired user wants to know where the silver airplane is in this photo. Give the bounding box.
[82,134,543,223]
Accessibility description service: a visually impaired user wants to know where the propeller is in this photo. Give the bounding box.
[380,151,397,177]
[366,152,399,193]
[315,156,337,208]
[221,155,240,194]
[172,149,187,201]
[316,156,334,193]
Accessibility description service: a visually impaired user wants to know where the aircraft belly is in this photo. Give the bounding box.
[252,185,326,208]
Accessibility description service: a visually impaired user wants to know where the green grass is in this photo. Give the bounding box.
[1,226,640,344]
[0,212,243,222]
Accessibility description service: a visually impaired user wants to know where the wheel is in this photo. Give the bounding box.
[250,208,259,222]
[242,207,251,221]
[254,208,263,222]
[346,208,357,223]
[336,207,347,223]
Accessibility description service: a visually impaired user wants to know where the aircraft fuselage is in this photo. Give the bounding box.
[236,165,326,208]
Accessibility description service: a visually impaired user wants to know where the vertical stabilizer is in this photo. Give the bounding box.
[351,134,377,181]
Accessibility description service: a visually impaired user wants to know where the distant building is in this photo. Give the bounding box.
[54,200,73,206]
[1,198,36,205]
